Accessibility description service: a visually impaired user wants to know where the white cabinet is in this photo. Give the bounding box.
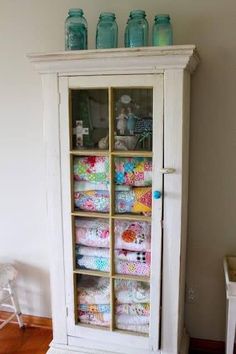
[29,46,199,354]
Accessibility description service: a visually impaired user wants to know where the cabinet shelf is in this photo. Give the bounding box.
[74,269,110,277]
[111,151,152,158]
[112,274,150,283]
[70,149,109,157]
[71,211,109,219]
[72,211,152,221]
[70,150,152,158]
[111,214,151,222]
[73,269,150,283]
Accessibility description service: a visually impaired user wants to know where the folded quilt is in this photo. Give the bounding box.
[78,277,110,305]
[74,156,152,187]
[75,219,151,251]
[77,255,150,276]
[74,190,110,213]
[115,157,152,186]
[74,181,108,192]
[75,223,110,248]
[74,156,109,184]
[116,323,149,334]
[115,279,150,304]
[116,303,150,316]
[78,303,150,316]
[79,304,110,313]
[115,260,150,276]
[116,314,149,325]
[115,188,152,214]
[79,310,109,327]
[74,181,131,192]
[115,220,151,251]
[74,188,152,214]
[77,255,109,272]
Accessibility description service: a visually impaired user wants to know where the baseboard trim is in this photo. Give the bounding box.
[190,337,236,354]
[0,310,52,329]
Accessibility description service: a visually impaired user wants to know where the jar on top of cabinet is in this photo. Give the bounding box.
[125,10,149,48]
[65,8,87,50]
[96,12,118,49]
[152,14,173,46]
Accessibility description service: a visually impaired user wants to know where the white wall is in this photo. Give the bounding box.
[0,0,236,341]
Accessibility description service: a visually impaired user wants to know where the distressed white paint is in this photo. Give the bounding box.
[29,47,198,354]
[224,256,236,354]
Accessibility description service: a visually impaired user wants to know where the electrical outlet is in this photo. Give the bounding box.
[186,286,197,304]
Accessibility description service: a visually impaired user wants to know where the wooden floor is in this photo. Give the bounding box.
[0,323,223,354]
[0,323,52,354]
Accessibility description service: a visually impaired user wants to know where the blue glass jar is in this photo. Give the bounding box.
[152,14,173,46]
[125,10,149,47]
[65,8,87,50]
[96,12,118,49]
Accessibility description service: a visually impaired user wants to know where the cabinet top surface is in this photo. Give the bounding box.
[28,45,199,75]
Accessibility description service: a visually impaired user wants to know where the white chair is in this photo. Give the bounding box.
[0,264,24,329]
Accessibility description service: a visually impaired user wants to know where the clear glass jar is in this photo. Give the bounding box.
[96,12,118,49]
[65,8,87,50]
[125,10,149,48]
[152,14,173,46]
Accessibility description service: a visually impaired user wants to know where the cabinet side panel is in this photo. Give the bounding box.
[42,74,67,344]
[162,69,186,354]
[179,70,191,350]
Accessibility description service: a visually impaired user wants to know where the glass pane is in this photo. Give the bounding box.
[77,275,111,328]
[71,89,109,150]
[114,219,151,277]
[73,156,110,213]
[113,88,153,151]
[114,279,150,334]
[113,157,152,215]
[75,217,110,272]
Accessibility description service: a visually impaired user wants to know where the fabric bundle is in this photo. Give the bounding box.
[77,277,150,333]
[75,218,151,276]
[74,156,152,215]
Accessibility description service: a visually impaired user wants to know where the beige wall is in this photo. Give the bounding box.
[0,0,235,341]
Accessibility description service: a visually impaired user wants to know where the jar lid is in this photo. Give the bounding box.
[68,8,84,16]
[130,9,146,17]
[154,14,170,21]
[99,12,116,19]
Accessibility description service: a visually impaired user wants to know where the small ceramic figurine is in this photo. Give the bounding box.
[127,107,137,135]
[116,108,127,135]
[114,139,128,150]
[98,135,109,149]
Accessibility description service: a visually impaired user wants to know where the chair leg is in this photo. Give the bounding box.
[8,281,24,328]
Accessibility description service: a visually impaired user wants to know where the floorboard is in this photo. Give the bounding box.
[0,323,52,354]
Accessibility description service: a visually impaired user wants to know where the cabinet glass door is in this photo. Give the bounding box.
[60,75,163,349]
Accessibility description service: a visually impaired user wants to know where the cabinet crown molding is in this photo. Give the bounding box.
[27,45,199,75]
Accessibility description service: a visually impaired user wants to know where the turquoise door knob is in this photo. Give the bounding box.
[153,190,161,199]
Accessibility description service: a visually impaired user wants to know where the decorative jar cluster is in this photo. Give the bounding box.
[65,9,173,50]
